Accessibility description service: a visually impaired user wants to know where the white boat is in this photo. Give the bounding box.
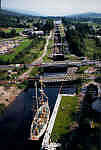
[30,80,50,140]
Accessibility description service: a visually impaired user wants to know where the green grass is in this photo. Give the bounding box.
[43,37,53,63]
[84,38,101,59]
[42,48,52,62]
[0,38,46,80]
[18,37,46,64]
[0,28,24,33]
[15,28,24,33]
[51,96,78,142]
[66,54,80,61]
[85,39,96,57]
[59,24,65,37]
[29,66,39,77]
[0,38,32,64]
[0,37,46,64]
[77,66,89,73]
[0,71,8,80]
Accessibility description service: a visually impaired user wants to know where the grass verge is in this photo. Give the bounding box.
[51,96,78,142]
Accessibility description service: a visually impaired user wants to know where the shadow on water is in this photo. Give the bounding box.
[0,87,59,150]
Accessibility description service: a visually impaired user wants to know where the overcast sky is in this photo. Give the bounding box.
[2,0,101,16]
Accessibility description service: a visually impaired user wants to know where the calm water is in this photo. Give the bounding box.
[0,78,76,150]
[0,87,59,150]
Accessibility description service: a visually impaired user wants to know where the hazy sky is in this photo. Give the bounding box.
[2,0,101,16]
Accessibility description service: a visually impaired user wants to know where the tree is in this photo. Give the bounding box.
[16,16,20,24]
[66,29,85,56]
[10,29,16,36]
[0,30,6,38]
[43,19,54,34]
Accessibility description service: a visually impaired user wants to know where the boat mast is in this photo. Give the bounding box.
[40,79,44,102]
[40,77,48,104]
[35,80,38,111]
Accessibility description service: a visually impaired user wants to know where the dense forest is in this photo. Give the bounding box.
[63,18,101,59]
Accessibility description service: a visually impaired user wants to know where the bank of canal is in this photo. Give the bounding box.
[51,96,78,142]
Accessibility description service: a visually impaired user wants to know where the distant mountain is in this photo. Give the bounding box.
[2,9,101,18]
[67,12,101,18]
[0,9,22,16]
[1,8,42,17]
[7,8,42,16]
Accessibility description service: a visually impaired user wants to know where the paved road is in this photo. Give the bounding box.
[0,59,101,69]
[32,32,52,65]
[18,31,52,80]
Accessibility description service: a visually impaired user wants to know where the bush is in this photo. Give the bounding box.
[0,104,5,115]
[95,77,101,83]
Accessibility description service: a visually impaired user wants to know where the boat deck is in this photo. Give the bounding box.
[31,104,50,140]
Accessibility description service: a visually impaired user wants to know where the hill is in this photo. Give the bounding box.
[0,9,24,16]
[67,12,101,18]
[0,8,41,17]
[6,8,41,16]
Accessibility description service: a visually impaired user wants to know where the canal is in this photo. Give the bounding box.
[0,70,77,150]
[0,86,60,150]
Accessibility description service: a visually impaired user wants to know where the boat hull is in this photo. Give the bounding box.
[30,104,50,140]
